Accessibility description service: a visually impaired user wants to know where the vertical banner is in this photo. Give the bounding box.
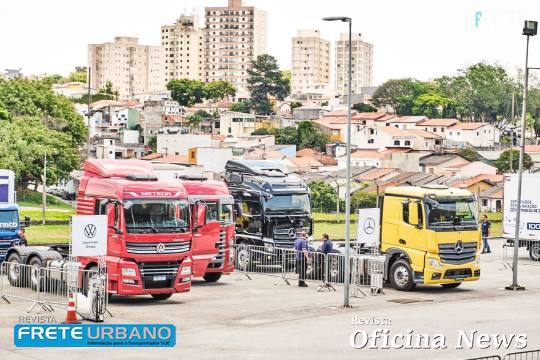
[356,208,380,247]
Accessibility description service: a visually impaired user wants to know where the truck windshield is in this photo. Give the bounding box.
[124,199,189,234]
[264,194,310,214]
[205,202,234,224]
[0,210,18,230]
[427,199,478,230]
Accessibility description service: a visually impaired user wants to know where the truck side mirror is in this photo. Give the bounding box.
[408,202,420,227]
[106,203,123,235]
[194,203,207,229]
[21,216,31,228]
[227,173,242,184]
[233,202,243,220]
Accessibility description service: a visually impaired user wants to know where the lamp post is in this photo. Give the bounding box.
[506,20,538,291]
[323,16,353,307]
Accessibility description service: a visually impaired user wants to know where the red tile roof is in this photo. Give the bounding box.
[297,148,320,157]
[525,145,540,153]
[379,126,415,137]
[141,153,164,160]
[450,122,489,130]
[406,129,442,139]
[351,112,388,120]
[452,174,504,188]
[357,168,397,181]
[418,118,460,126]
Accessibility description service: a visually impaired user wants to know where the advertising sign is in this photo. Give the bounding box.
[503,174,540,240]
[356,208,380,247]
[71,215,108,256]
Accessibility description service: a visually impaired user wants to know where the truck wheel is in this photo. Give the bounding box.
[389,259,416,291]
[203,272,222,282]
[529,242,540,261]
[441,283,462,289]
[28,257,44,291]
[83,266,98,296]
[5,253,27,287]
[151,293,173,301]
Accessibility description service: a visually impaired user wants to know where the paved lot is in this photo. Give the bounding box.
[1,240,539,360]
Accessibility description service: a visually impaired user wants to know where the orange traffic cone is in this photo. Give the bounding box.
[63,292,80,324]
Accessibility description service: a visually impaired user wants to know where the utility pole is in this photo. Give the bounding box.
[42,153,47,225]
[86,67,92,159]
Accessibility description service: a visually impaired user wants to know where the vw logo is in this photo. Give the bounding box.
[455,240,464,254]
[156,243,166,253]
[288,228,296,238]
[363,218,376,235]
[84,224,97,238]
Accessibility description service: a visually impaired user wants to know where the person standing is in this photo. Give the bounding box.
[319,233,333,255]
[481,215,491,254]
[294,231,311,287]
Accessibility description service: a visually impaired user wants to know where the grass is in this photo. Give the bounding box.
[17,190,74,210]
[19,209,75,222]
[25,224,70,245]
[313,212,357,222]
[313,222,357,240]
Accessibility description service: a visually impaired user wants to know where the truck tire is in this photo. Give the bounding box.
[151,293,173,301]
[203,272,222,282]
[5,252,28,287]
[28,257,44,292]
[529,242,540,261]
[441,283,462,289]
[83,266,98,296]
[389,259,416,291]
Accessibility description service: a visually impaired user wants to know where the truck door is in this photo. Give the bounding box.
[398,199,427,273]
[191,202,220,277]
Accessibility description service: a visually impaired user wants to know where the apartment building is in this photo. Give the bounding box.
[161,14,205,83]
[335,32,373,98]
[291,29,330,95]
[204,0,268,93]
[88,37,165,99]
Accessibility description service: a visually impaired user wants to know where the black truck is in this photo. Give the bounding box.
[224,160,313,250]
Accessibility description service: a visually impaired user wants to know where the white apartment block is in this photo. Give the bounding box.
[204,0,268,93]
[291,29,330,95]
[335,33,373,98]
[161,14,205,83]
[88,37,165,99]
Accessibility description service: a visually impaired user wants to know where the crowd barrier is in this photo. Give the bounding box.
[234,244,385,295]
[465,349,540,360]
[0,260,107,321]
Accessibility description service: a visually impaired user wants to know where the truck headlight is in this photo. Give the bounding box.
[428,258,443,270]
[181,266,192,275]
[121,268,137,277]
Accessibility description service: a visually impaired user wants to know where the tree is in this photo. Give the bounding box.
[185,114,203,131]
[98,80,119,99]
[230,102,250,113]
[42,74,65,85]
[290,101,303,112]
[0,78,87,145]
[247,54,290,115]
[0,117,80,189]
[194,110,211,119]
[351,191,377,211]
[494,149,533,172]
[67,66,87,83]
[167,79,207,107]
[458,148,482,162]
[205,80,236,101]
[371,78,426,115]
[352,102,377,112]
[308,181,337,213]
[296,121,328,151]
[148,136,157,153]
[412,90,452,118]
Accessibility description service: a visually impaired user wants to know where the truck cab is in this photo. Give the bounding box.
[380,185,481,291]
[224,160,313,250]
[179,175,235,282]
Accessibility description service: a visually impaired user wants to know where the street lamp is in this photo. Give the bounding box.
[506,20,538,291]
[323,16,353,307]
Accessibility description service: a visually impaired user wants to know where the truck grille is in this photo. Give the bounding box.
[438,242,477,265]
[209,230,226,269]
[272,227,310,248]
[138,261,180,289]
[126,241,190,255]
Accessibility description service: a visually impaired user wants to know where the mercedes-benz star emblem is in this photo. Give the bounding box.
[288,228,296,238]
[455,240,464,254]
[84,224,97,238]
[156,243,166,254]
[363,218,376,235]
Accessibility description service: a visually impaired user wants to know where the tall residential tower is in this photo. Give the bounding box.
[335,32,373,98]
[291,29,330,95]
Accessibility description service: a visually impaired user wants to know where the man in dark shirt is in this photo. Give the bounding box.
[481,215,491,254]
[294,231,311,287]
[319,233,333,255]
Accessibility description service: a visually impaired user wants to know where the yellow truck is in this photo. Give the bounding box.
[380,185,481,291]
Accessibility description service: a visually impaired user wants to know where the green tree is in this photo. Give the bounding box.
[194,110,211,119]
[230,102,250,113]
[247,54,290,115]
[308,181,337,213]
[352,102,377,112]
[68,66,87,83]
[494,149,533,172]
[372,78,427,115]
[148,136,157,153]
[205,80,236,101]
[0,117,80,188]
[42,74,65,85]
[296,121,328,151]
[251,128,271,135]
[290,101,303,112]
[0,78,87,145]
[98,80,119,99]
[351,191,377,211]
[167,79,207,107]
[185,114,204,131]
[458,148,482,162]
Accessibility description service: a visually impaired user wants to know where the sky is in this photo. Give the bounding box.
[1,0,540,85]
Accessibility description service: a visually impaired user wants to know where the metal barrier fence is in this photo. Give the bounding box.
[502,238,540,264]
[503,349,540,360]
[464,355,501,360]
[0,261,108,321]
[234,245,385,295]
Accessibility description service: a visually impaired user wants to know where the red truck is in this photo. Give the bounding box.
[5,160,207,301]
[179,176,235,282]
